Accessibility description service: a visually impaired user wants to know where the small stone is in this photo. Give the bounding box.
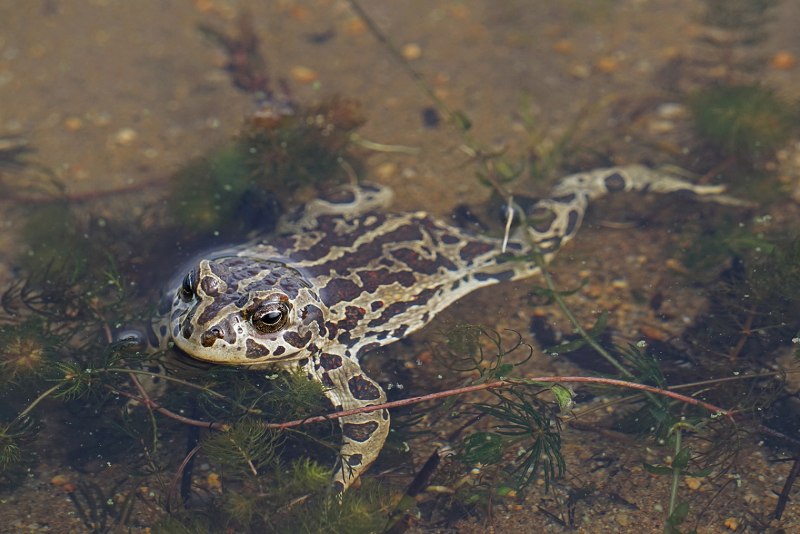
[647,120,676,134]
[615,513,630,527]
[685,476,702,490]
[64,117,83,132]
[656,103,688,120]
[51,475,69,486]
[723,517,739,530]
[290,65,318,84]
[343,18,366,37]
[194,0,215,13]
[771,51,796,71]
[207,472,221,490]
[288,6,311,21]
[584,284,603,299]
[640,325,668,342]
[113,127,137,145]
[568,63,590,79]
[611,279,628,289]
[401,43,422,61]
[664,258,688,274]
[375,162,397,180]
[596,56,619,74]
[551,39,574,54]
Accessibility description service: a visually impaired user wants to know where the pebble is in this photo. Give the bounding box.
[595,56,619,74]
[50,474,70,486]
[113,127,137,145]
[685,476,702,490]
[639,324,668,342]
[568,63,590,79]
[206,472,222,490]
[615,513,630,527]
[290,65,318,84]
[63,117,83,132]
[771,51,796,71]
[647,120,676,134]
[723,517,740,530]
[656,103,688,120]
[664,258,688,274]
[551,39,574,54]
[288,6,311,21]
[343,17,366,37]
[374,162,397,180]
[611,279,628,290]
[402,43,422,61]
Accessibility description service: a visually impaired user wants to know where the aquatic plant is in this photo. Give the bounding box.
[162,97,365,241]
[689,85,796,159]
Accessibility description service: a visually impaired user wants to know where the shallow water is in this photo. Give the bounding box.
[1,1,800,531]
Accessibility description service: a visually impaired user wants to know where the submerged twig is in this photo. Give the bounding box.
[773,452,800,520]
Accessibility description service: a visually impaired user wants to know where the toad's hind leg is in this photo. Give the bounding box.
[520,165,748,260]
[303,353,389,493]
[551,165,747,204]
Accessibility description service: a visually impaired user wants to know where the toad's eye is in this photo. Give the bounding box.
[179,270,197,302]
[252,302,290,333]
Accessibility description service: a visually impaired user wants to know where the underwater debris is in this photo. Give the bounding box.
[0,136,31,171]
[198,11,284,97]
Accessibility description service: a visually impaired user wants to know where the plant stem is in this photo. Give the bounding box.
[263,376,731,430]
[14,383,63,422]
[669,429,682,516]
[534,250,633,379]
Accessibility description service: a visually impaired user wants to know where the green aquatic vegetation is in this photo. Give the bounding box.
[0,317,62,385]
[202,418,283,475]
[689,85,796,159]
[68,480,137,534]
[470,388,565,491]
[0,418,37,472]
[18,202,96,275]
[514,92,603,184]
[683,233,800,363]
[440,324,533,380]
[164,98,365,239]
[701,0,779,35]
[240,97,365,188]
[165,145,257,238]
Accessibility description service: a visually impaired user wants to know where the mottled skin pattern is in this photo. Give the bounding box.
[158,165,742,492]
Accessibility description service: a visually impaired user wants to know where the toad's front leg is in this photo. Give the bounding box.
[303,352,389,493]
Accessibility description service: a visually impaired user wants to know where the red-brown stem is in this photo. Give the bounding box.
[263,376,732,430]
[112,375,730,432]
[109,385,228,430]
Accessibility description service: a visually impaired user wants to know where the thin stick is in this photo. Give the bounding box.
[263,376,731,430]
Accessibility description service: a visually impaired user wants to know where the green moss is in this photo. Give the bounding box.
[239,97,365,189]
[689,85,796,158]
[165,98,365,239]
[166,145,254,236]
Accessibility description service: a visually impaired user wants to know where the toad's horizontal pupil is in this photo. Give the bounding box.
[264,311,282,323]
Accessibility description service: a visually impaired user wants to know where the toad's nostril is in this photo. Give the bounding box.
[201,327,225,347]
